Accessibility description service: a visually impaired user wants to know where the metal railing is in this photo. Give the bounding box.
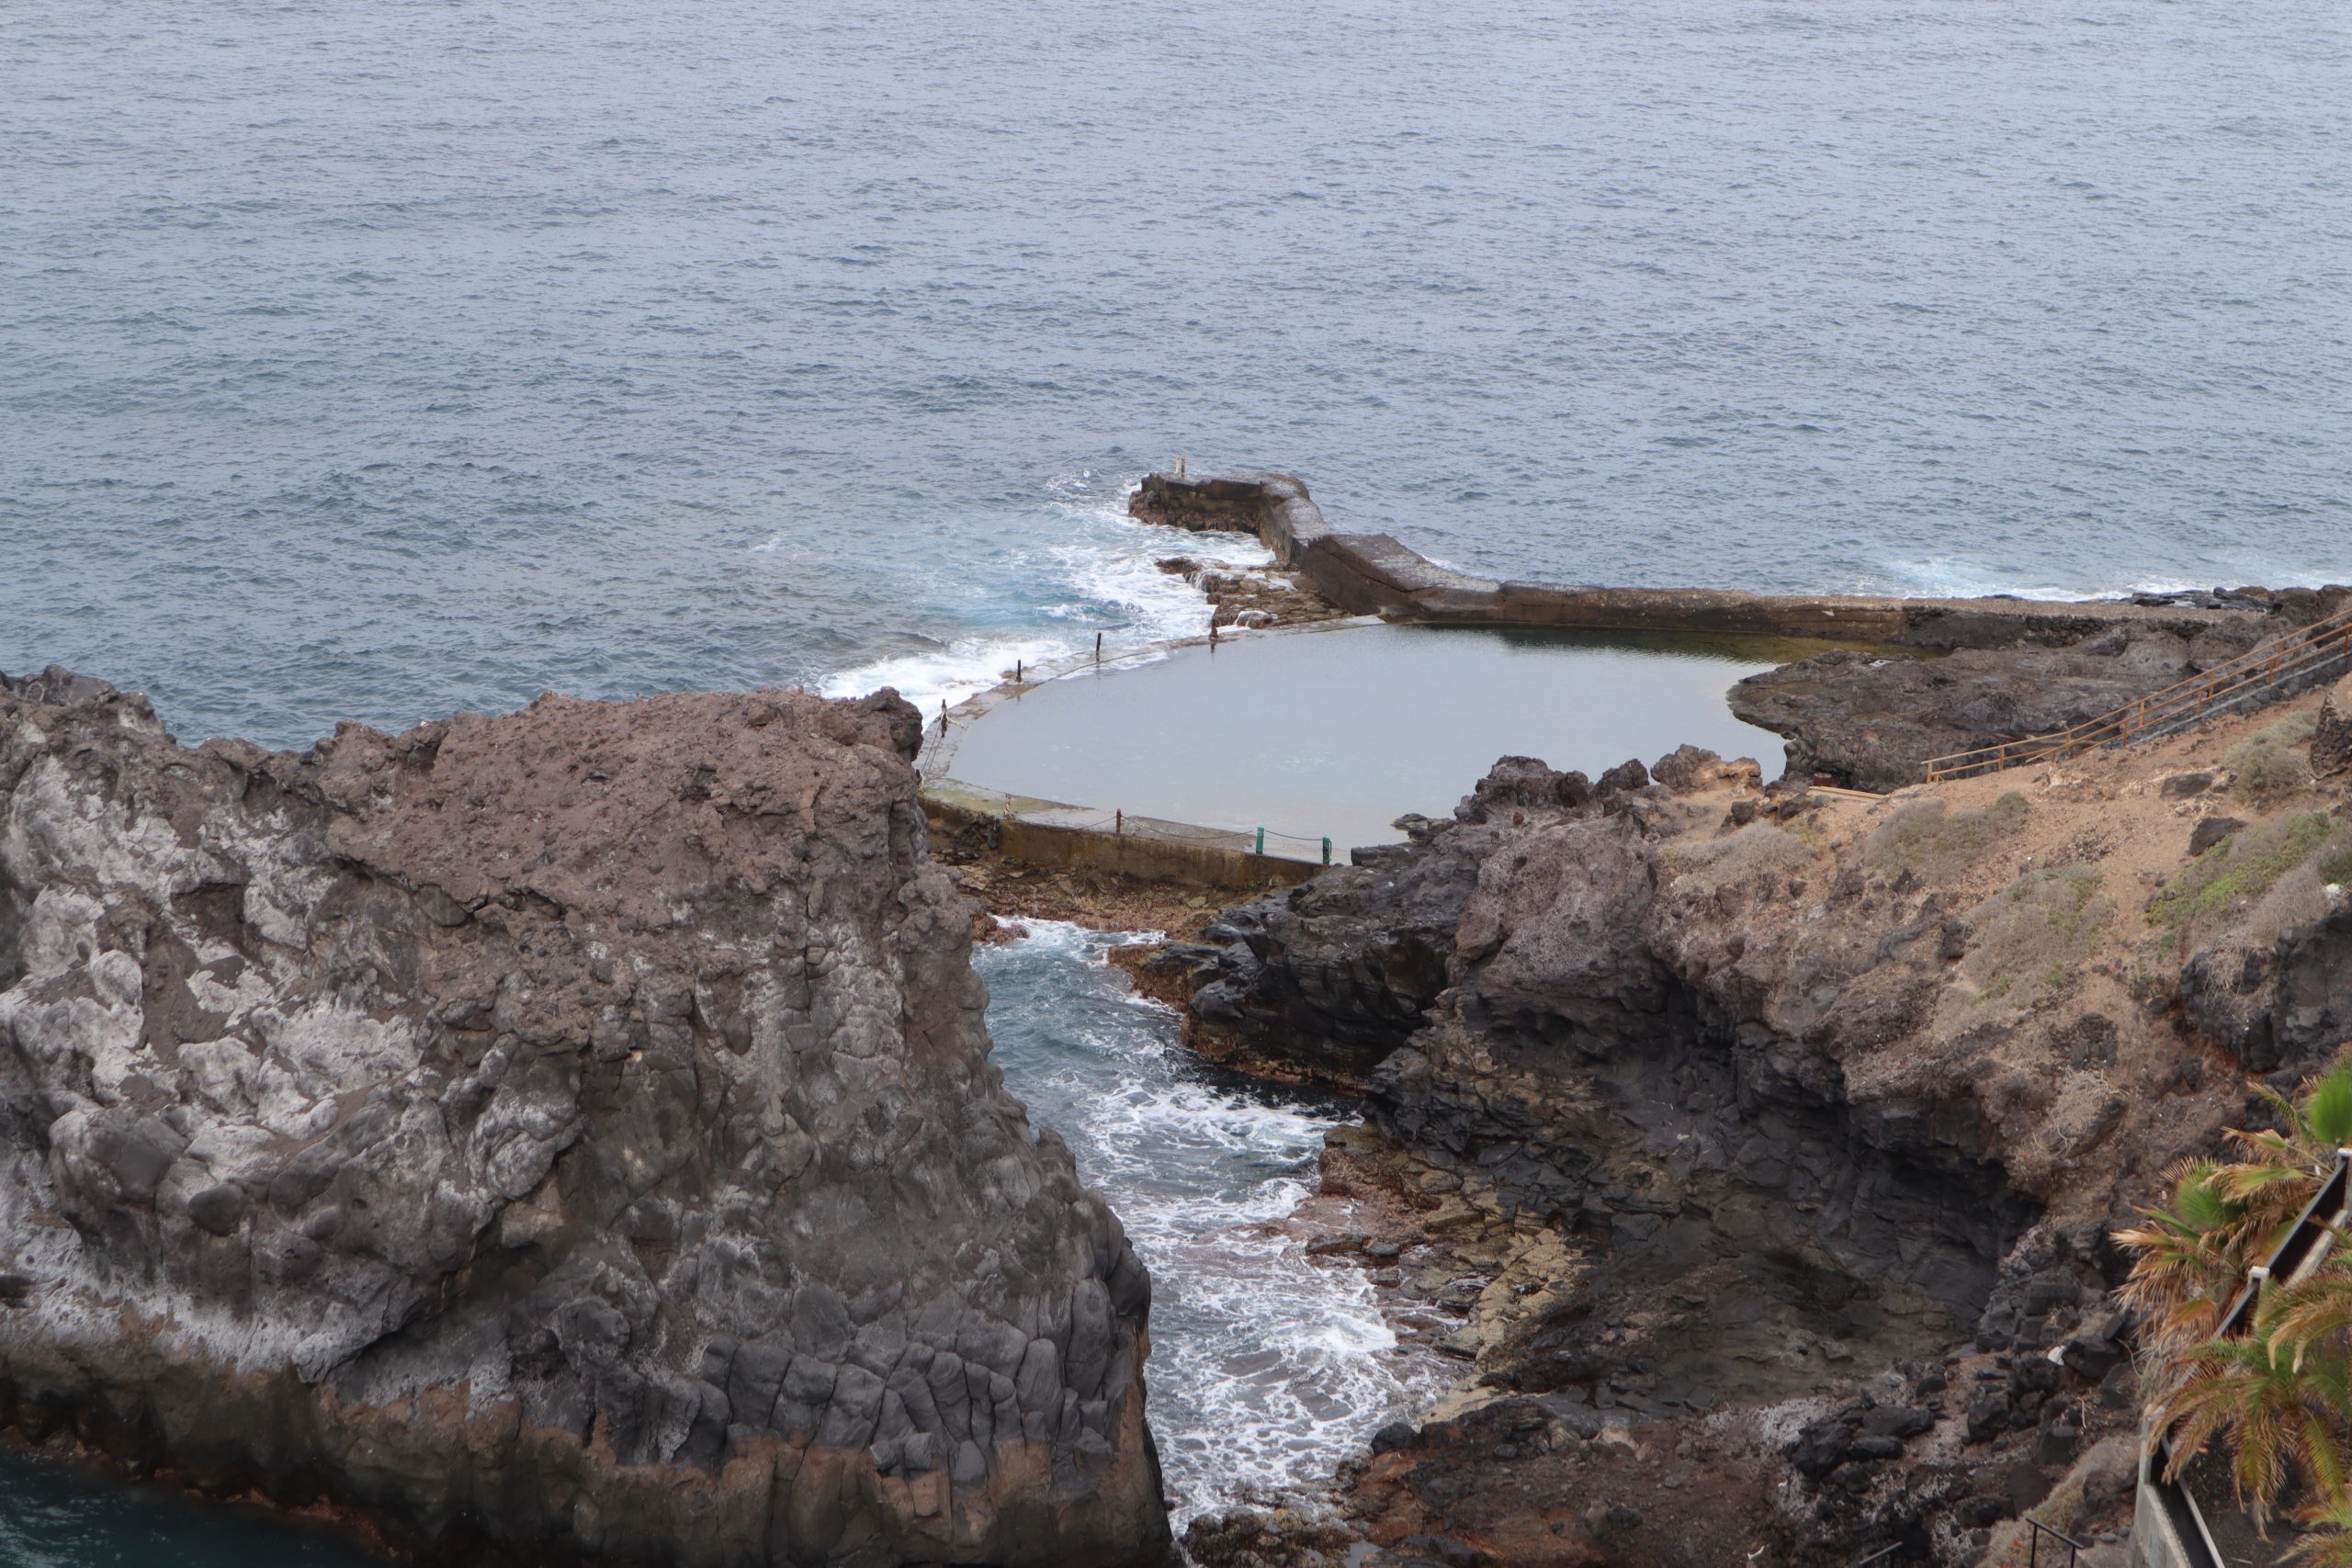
[2026,1516,2086,1567]
[1922,602,2352,783]
[2135,1148,2352,1567]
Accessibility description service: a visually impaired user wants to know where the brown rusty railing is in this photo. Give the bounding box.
[1923,603,2352,783]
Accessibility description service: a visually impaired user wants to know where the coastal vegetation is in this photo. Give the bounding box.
[1863,789,2030,881]
[2229,712,2324,805]
[2120,1064,2352,1556]
[2147,809,2342,947]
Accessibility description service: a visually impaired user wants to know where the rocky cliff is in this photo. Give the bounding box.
[0,668,1170,1567]
[1163,692,2352,1565]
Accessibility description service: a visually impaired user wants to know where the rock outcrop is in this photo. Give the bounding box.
[1731,592,2352,791]
[2312,671,2352,777]
[1161,713,2350,1562]
[0,669,1170,1566]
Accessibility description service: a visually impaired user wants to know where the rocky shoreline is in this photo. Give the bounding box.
[931,585,2352,1566]
[12,560,2352,1568]
[1136,680,2352,1567]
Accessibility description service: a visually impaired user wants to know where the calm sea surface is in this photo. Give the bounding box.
[3,1,2348,1561]
[5,0,2348,750]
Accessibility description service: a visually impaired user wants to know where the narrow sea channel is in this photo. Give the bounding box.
[973,921,1448,1526]
[0,919,1437,1563]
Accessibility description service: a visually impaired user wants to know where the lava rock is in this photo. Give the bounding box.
[0,673,1170,1567]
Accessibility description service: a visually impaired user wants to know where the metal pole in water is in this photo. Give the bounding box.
[1015,660,1022,685]
[1094,632,1102,664]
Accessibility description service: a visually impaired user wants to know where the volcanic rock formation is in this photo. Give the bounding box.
[1158,709,2352,1562]
[0,667,1170,1567]
[1730,591,2351,791]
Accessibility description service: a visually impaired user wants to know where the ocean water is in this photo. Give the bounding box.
[6,0,2349,750]
[6,1,2351,1561]
[0,926,1431,1562]
[0,1452,386,1568]
[972,923,1446,1523]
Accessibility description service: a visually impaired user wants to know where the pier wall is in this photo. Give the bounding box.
[1128,472,2251,650]
[922,795,1324,893]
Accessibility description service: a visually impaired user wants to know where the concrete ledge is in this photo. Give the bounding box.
[923,792,1325,892]
[1129,471,2265,650]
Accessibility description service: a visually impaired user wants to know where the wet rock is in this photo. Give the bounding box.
[1305,1233,1370,1257]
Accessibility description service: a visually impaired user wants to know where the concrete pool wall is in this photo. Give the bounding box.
[935,621,1802,852]
[1128,471,2254,649]
[911,470,2270,880]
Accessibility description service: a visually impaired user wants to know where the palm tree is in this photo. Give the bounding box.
[2223,1064,2352,1227]
[2118,1066,2352,1357]
[2121,1062,2352,1551]
[2154,1314,2351,1536]
[2118,1158,2263,1354]
[2285,1497,2352,1567]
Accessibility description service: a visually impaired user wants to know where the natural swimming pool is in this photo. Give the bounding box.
[942,622,1802,852]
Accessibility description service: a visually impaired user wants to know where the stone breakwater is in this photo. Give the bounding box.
[1134,472,2352,791]
[0,667,1170,1567]
[1128,471,2287,649]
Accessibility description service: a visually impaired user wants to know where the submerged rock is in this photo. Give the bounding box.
[0,672,1170,1566]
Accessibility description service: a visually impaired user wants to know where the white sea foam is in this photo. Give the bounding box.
[819,482,1275,712]
[1878,557,2346,604]
[974,919,1448,1525]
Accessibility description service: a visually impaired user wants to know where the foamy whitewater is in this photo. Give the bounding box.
[973,922,1448,1520]
[6,0,2351,1559]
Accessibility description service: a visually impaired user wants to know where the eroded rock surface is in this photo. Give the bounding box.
[0,671,1170,1566]
[1731,597,2349,790]
[1162,723,2340,1563]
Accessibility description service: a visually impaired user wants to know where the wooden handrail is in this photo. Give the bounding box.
[1922,604,2352,782]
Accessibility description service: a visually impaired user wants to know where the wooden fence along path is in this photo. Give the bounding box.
[1922,602,2352,783]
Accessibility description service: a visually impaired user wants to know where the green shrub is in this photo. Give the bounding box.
[2224,710,2319,804]
[2150,810,2338,941]
[1963,864,2111,1015]
[1865,791,2029,881]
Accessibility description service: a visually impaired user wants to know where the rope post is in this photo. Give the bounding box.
[1115,809,1123,836]
[1094,632,1102,665]
[1322,836,1331,865]
[1015,659,1023,685]
[1254,826,1264,855]
[1209,615,1219,647]
[938,700,947,735]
